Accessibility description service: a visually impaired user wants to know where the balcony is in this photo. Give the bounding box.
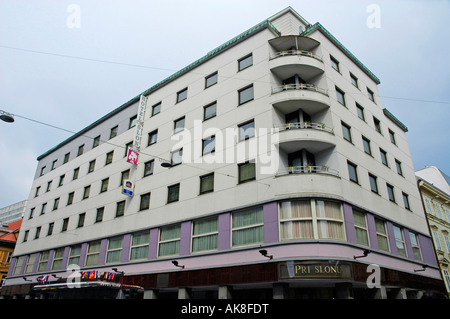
[269,50,324,82]
[276,165,339,177]
[270,84,330,115]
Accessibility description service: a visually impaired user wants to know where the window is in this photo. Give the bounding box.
[199,173,214,194]
[105,151,114,165]
[120,169,130,186]
[375,219,389,252]
[106,237,123,264]
[100,178,109,193]
[238,120,255,141]
[53,197,60,211]
[202,136,215,155]
[58,174,65,187]
[386,183,395,202]
[238,162,256,184]
[394,159,403,176]
[130,232,150,261]
[373,117,382,134]
[369,174,378,194]
[51,160,57,170]
[380,148,388,166]
[409,232,422,261]
[46,181,52,192]
[393,226,407,257]
[356,103,365,121]
[171,148,183,166]
[205,71,218,88]
[341,122,352,142]
[367,88,375,102]
[40,166,46,176]
[95,207,104,223]
[110,126,118,139]
[353,210,369,246]
[25,254,36,273]
[402,192,411,210]
[64,152,70,164]
[124,141,133,157]
[192,217,218,252]
[73,167,79,180]
[13,256,25,275]
[167,184,180,203]
[52,248,65,270]
[82,185,91,200]
[143,160,154,177]
[93,135,100,148]
[129,115,137,129]
[347,161,358,183]
[388,129,396,145]
[68,245,81,266]
[151,102,161,116]
[77,213,86,228]
[158,224,181,257]
[47,222,54,236]
[316,200,345,240]
[23,230,29,243]
[335,86,345,106]
[40,203,47,215]
[88,160,96,173]
[148,130,158,146]
[279,200,313,240]
[116,200,126,217]
[85,241,101,266]
[204,102,217,121]
[34,186,40,197]
[34,226,41,239]
[238,54,253,71]
[139,192,151,211]
[350,73,358,88]
[433,230,442,250]
[67,192,74,206]
[238,85,254,105]
[232,207,264,247]
[29,208,35,219]
[177,88,188,103]
[174,117,185,134]
[77,144,84,157]
[61,218,69,232]
[330,55,340,72]
[38,251,49,272]
[362,136,371,155]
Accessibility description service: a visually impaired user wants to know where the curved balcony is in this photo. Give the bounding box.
[269,35,320,52]
[276,165,339,177]
[270,84,330,115]
[270,50,324,82]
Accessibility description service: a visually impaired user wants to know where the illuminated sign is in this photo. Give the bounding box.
[127,148,139,165]
[278,261,352,279]
[122,179,134,197]
[132,95,148,152]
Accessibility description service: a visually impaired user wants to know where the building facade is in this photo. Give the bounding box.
[416,166,450,296]
[2,7,446,299]
[0,219,22,287]
[0,200,27,225]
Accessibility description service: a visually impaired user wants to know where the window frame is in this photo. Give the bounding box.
[238,161,256,184]
[176,87,188,103]
[238,53,253,71]
[167,183,180,204]
[238,84,254,105]
[347,161,358,184]
[205,71,218,88]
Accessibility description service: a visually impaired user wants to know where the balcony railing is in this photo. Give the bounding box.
[271,49,323,61]
[272,83,328,95]
[278,122,334,134]
[276,165,339,177]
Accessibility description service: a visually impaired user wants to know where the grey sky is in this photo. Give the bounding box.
[0,0,449,208]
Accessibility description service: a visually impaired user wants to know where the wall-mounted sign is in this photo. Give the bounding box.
[132,95,147,152]
[122,179,134,197]
[278,261,353,280]
[127,148,139,165]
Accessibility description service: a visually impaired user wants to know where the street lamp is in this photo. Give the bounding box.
[0,110,14,123]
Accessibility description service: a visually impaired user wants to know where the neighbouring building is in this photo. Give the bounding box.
[1,7,446,299]
[0,219,22,287]
[0,200,27,225]
[416,166,450,296]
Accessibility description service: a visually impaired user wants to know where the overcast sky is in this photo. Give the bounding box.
[0,0,449,208]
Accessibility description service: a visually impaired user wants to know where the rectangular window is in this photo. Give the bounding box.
[395,159,403,176]
[335,86,345,106]
[353,210,369,246]
[77,144,84,157]
[238,120,255,141]
[409,232,422,261]
[25,254,36,273]
[40,166,46,177]
[106,237,123,264]
[205,71,218,88]
[238,85,254,105]
[13,256,24,275]
[82,185,91,200]
[174,117,185,134]
[95,207,104,223]
[64,152,70,164]
[68,245,81,266]
[77,213,86,228]
[38,251,49,272]
[402,192,411,210]
[73,167,79,180]
[120,169,130,186]
[88,160,96,173]
[23,230,29,242]
[199,173,214,194]
[116,200,125,217]
[171,148,183,166]
[167,184,180,203]
[393,226,407,257]
[388,129,396,145]
[129,115,137,129]
[130,232,150,261]
[93,135,100,148]
[192,217,218,253]
[347,161,358,183]
[51,248,65,271]
[143,160,154,177]
[177,88,188,103]
[279,200,313,240]
[330,55,340,72]
[356,103,365,121]
[350,73,358,88]
[110,126,118,139]
[29,208,35,219]
[316,200,345,240]
[232,207,264,247]
[139,192,151,211]
[158,224,181,257]
[35,226,41,239]
[151,102,161,116]
[367,88,375,102]
[67,192,74,206]
[202,136,215,155]
[58,174,65,187]
[362,136,371,155]
[369,174,379,194]
[148,129,158,146]
[238,162,256,184]
[53,198,60,211]
[47,222,54,236]
[100,178,109,193]
[387,183,395,202]
[85,241,101,266]
[105,151,114,165]
[238,53,253,71]
[204,102,217,121]
[373,117,382,134]
[61,218,69,232]
[40,203,47,215]
[380,148,389,166]
[51,160,57,170]
[341,122,352,142]
[124,141,133,157]
[35,186,40,197]
[46,181,52,192]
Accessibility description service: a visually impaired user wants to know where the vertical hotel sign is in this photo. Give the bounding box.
[127,95,148,165]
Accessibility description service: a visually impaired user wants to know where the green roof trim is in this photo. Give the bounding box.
[383,108,408,132]
[37,20,280,160]
[301,22,381,85]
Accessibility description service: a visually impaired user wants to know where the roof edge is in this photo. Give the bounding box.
[383,108,408,132]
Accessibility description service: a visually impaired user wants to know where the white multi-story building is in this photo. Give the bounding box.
[2,7,446,299]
